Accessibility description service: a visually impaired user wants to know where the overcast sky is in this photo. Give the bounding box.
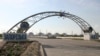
[0,0,100,34]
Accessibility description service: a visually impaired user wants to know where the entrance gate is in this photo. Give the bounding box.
[7,11,97,40]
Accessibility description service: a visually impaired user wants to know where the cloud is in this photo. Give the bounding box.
[0,0,26,4]
[94,25,100,28]
[0,0,49,9]
[0,0,28,8]
[69,0,84,4]
[68,0,100,9]
[94,25,100,33]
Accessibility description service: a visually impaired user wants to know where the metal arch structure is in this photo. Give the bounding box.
[7,11,95,34]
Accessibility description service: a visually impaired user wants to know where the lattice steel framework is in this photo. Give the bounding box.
[7,11,95,33]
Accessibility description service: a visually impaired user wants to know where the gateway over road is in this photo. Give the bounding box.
[6,11,98,40]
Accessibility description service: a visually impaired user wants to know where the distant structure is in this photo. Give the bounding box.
[38,32,45,36]
[28,32,34,37]
[7,11,98,40]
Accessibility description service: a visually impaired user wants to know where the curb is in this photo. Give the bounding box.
[40,44,47,56]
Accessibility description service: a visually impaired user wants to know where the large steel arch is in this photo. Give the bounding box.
[7,11,95,34]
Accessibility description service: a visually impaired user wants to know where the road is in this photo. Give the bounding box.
[28,38,100,56]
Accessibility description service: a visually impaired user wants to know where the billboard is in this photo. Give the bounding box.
[3,33,27,41]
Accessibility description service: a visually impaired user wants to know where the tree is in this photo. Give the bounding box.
[54,33,60,36]
[61,33,67,37]
[46,33,52,36]
[47,33,56,39]
[38,32,45,36]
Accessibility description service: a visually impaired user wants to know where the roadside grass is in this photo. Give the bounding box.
[0,37,2,39]
[72,38,100,42]
[71,38,83,40]
[93,40,100,42]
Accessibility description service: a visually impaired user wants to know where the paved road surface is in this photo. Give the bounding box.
[29,38,100,56]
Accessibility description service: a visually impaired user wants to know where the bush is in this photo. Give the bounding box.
[0,34,2,37]
[48,35,56,39]
[0,34,2,39]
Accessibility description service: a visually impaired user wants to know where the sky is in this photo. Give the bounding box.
[0,0,100,34]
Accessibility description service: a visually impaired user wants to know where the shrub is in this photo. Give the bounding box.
[0,34,2,39]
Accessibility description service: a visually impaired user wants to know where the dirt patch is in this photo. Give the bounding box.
[0,41,41,56]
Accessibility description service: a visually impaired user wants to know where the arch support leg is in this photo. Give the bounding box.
[84,33,92,40]
[84,33,99,40]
